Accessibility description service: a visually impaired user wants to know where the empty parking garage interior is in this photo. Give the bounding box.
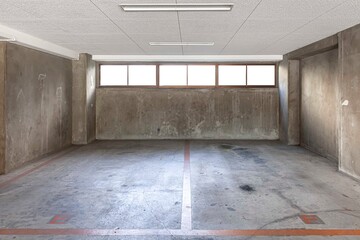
[1,1,360,240]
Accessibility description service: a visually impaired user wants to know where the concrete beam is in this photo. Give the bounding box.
[288,35,338,60]
[0,23,78,60]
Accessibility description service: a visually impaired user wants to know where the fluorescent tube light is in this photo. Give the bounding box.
[149,42,214,46]
[119,3,234,12]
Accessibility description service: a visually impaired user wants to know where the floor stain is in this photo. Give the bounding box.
[220,144,234,149]
[227,207,236,211]
[240,184,255,192]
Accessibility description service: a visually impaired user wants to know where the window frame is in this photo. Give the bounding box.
[97,62,277,89]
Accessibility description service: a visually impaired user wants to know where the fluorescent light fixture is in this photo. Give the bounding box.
[149,42,214,46]
[119,3,234,12]
[0,37,16,42]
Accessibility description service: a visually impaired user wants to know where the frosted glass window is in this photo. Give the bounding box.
[247,65,275,86]
[129,65,156,86]
[100,65,127,86]
[219,65,246,86]
[160,65,187,86]
[188,65,215,86]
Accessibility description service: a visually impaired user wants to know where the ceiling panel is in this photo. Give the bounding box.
[0,0,359,55]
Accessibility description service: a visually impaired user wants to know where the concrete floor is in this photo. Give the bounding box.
[0,140,360,240]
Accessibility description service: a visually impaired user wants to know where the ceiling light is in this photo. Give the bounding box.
[149,42,214,46]
[119,3,234,12]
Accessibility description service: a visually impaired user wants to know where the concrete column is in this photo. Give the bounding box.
[287,60,300,145]
[278,57,300,145]
[0,43,6,174]
[72,53,96,144]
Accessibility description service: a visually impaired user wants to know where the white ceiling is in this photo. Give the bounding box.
[0,0,360,56]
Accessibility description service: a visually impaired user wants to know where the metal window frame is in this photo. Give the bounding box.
[97,62,277,89]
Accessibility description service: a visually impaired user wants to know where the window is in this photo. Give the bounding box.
[128,65,156,86]
[188,65,216,86]
[247,65,275,86]
[99,64,276,87]
[218,65,246,86]
[160,65,187,86]
[100,65,156,86]
[100,65,127,86]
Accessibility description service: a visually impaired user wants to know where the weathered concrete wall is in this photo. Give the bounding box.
[338,25,360,179]
[0,43,6,174]
[96,88,279,140]
[5,43,72,172]
[301,49,339,161]
[72,54,96,144]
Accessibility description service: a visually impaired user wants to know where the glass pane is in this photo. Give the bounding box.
[247,65,275,86]
[100,65,127,86]
[188,65,215,86]
[160,65,187,86]
[218,65,246,86]
[129,65,156,86]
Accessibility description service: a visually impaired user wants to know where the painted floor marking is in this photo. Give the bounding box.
[48,214,72,224]
[299,214,325,224]
[0,147,79,189]
[181,140,192,230]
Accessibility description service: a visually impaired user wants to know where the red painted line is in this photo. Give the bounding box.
[1,228,360,236]
[48,214,72,224]
[181,140,192,230]
[0,147,78,189]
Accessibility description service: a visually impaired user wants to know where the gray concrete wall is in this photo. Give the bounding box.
[0,43,6,174]
[5,43,72,172]
[300,49,339,161]
[72,54,96,144]
[96,88,279,140]
[338,25,360,179]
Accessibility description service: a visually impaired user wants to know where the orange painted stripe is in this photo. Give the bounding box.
[181,140,192,230]
[0,147,78,189]
[0,228,360,236]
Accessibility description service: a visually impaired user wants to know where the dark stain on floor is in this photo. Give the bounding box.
[220,144,234,149]
[240,184,255,192]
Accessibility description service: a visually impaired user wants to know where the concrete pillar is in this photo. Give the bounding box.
[287,60,300,145]
[278,57,300,145]
[72,53,96,144]
[0,43,5,174]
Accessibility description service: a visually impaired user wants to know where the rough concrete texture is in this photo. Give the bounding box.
[278,56,289,143]
[96,88,279,140]
[301,49,339,161]
[278,57,300,145]
[72,53,96,144]
[338,24,360,179]
[1,141,360,240]
[288,60,300,145]
[288,35,338,60]
[5,43,72,172]
[0,43,5,174]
